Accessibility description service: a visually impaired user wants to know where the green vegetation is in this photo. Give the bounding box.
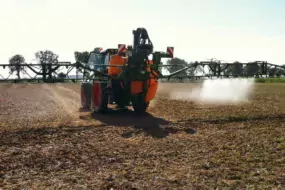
[255,77,285,83]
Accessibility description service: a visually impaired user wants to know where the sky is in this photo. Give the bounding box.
[0,0,285,77]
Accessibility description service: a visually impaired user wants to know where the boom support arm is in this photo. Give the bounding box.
[132,28,153,55]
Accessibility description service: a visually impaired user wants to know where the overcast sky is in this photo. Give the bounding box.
[0,0,285,66]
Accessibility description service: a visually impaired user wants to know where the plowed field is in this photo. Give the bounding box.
[0,82,284,189]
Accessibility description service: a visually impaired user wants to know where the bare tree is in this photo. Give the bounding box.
[74,51,89,63]
[35,50,58,65]
[74,51,89,73]
[224,61,244,76]
[9,54,25,80]
[166,57,189,77]
[35,50,59,80]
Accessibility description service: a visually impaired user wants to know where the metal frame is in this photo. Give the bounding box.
[1,61,284,83]
[0,27,284,83]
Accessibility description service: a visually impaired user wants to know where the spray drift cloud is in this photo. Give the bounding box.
[170,78,255,104]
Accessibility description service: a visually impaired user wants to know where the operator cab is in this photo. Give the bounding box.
[87,48,118,71]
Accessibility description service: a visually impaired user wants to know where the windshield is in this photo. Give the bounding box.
[87,52,104,70]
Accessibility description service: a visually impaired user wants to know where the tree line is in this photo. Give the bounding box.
[165,58,285,77]
[8,50,89,79]
[8,50,285,80]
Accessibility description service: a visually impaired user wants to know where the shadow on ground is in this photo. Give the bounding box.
[79,107,92,113]
[88,108,196,138]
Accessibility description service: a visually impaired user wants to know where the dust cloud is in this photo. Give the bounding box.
[170,78,255,104]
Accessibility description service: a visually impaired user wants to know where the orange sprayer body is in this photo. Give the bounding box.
[130,60,159,103]
[108,55,159,104]
[108,55,127,76]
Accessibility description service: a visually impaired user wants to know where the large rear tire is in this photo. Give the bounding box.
[81,82,92,109]
[91,81,108,113]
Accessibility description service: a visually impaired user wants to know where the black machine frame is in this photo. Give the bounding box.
[0,27,284,84]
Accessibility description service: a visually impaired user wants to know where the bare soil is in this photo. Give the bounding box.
[0,82,284,189]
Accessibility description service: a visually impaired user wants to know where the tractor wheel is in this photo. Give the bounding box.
[91,81,108,113]
[131,95,149,114]
[81,82,92,109]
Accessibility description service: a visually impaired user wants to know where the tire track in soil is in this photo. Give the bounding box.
[0,83,172,128]
[0,83,71,127]
[42,84,81,120]
[42,84,100,126]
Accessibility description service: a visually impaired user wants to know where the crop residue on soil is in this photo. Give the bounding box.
[0,82,284,189]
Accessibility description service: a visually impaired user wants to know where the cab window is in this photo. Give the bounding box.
[104,54,110,65]
[88,53,104,70]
